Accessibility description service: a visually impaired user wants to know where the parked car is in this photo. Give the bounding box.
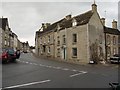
[0,49,9,63]
[0,48,16,63]
[15,50,20,59]
[110,54,120,64]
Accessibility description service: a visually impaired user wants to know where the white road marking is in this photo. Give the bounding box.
[17,60,87,75]
[25,62,29,64]
[47,66,52,68]
[79,71,87,73]
[71,69,77,72]
[3,79,51,89]
[32,63,38,65]
[62,68,69,71]
[55,67,61,69]
[52,66,58,69]
[29,63,33,65]
[70,72,87,77]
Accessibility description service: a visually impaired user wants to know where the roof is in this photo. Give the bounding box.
[0,18,9,30]
[74,10,94,25]
[39,10,94,34]
[104,26,120,35]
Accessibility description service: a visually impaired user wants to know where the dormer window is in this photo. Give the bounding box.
[57,23,61,30]
[72,19,77,26]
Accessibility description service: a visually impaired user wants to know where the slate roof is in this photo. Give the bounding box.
[104,26,120,35]
[0,18,9,30]
[39,10,94,34]
[74,10,93,25]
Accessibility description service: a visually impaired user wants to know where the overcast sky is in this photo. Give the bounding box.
[1,0,120,46]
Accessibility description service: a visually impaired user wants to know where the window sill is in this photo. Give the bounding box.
[72,56,77,58]
[72,42,77,45]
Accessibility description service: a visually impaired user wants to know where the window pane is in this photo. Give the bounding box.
[73,34,77,43]
[72,48,77,56]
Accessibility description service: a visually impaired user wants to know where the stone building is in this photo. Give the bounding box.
[35,3,120,64]
[0,18,10,49]
[21,41,30,53]
[0,17,22,51]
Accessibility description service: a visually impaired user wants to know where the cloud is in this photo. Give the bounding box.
[2,2,119,46]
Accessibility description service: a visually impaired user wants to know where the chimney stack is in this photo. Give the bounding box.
[65,14,72,20]
[92,1,97,12]
[101,18,105,26]
[112,20,117,29]
[42,23,51,30]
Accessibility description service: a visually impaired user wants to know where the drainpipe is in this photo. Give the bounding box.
[104,33,107,62]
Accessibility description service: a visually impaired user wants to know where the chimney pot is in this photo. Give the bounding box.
[112,20,117,29]
[101,18,105,26]
[65,14,72,20]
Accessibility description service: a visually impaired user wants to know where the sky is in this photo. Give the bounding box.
[0,0,120,46]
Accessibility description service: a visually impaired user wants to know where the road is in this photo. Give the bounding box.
[2,53,119,89]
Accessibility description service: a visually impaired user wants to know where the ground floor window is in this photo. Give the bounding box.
[113,47,117,55]
[107,47,111,56]
[57,48,60,57]
[48,47,50,53]
[72,48,77,57]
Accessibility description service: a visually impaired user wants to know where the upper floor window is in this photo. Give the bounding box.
[63,35,66,44]
[44,37,46,44]
[113,36,116,45]
[5,40,7,45]
[99,35,102,44]
[40,38,42,44]
[48,35,50,43]
[73,34,77,43]
[57,24,61,30]
[72,19,77,26]
[57,36,60,45]
[107,35,111,45]
[107,47,111,56]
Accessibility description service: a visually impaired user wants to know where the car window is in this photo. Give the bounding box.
[8,49,14,54]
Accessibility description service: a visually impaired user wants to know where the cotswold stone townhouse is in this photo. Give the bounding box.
[0,17,29,51]
[35,3,120,64]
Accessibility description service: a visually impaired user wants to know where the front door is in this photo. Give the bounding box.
[62,48,66,60]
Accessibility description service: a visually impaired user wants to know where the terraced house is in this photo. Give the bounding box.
[0,17,25,51]
[35,3,120,64]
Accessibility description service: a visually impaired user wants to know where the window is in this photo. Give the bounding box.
[113,48,116,55]
[107,35,110,45]
[99,35,102,44]
[40,47,43,53]
[73,34,77,43]
[63,35,66,44]
[72,48,77,57]
[57,36,60,45]
[40,38,42,44]
[72,19,77,26]
[113,36,116,45]
[48,47,50,53]
[5,40,7,45]
[57,24,61,30]
[57,48,60,57]
[107,47,111,56]
[48,36,50,43]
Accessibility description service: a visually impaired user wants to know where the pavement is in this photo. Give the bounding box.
[2,53,119,89]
